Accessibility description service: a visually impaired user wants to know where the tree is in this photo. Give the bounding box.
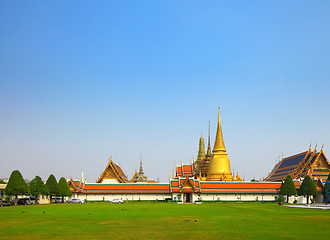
[46,174,59,204]
[5,170,30,205]
[58,177,72,203]
[277,195,285,204]
[279,175,297,203]
[0,179,6,184]
[321,173,330,203]
[298,175,318,204]
[29,176,49,204]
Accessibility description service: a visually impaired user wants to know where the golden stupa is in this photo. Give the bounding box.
[207,107,233,181]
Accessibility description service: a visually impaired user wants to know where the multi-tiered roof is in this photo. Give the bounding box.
[265,147,330,182]
[96,158,128,183]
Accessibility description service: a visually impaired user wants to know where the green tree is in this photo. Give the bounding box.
[321,173,330,202]
[298,175,318,204]
[46,174,59,204]
[29,176,49,204]
[279,175,297,203]
[5,170,30,205]
[0,179,6,184]
[277,195,285,204]
[58,177,72,203]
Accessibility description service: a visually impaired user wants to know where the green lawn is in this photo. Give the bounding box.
[0,202,329,239]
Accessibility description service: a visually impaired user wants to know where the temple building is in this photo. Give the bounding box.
[170,108,288,203]
[96,158,128,183]
[180,108,236,182]
[130,155,156,183]
[69,157,170,201]
[264,146,330,182]
[67,108,327,204]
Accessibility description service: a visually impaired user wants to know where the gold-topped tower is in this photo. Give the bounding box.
[207,108,233,181]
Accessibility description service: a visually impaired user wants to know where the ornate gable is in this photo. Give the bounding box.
[312,151,330,169]
[131,171,138,181]
[97,159,128,183]
[265,147,330,183]
[68,179,81,192]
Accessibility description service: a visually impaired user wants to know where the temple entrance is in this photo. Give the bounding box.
[184,193,192,203]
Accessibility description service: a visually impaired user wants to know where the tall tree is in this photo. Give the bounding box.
[298,175,318,204]
[46,174,59,204]
[29,176,49,204]
[279,175,297,203]
[58,177,72,203]
[321,173,330,203]
[5,170,30,205]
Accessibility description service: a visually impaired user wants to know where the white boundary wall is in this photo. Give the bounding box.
[72,192,171,202]
[171,193,278,203]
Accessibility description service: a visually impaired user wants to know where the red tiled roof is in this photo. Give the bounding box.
[200,182,282,189]
[81,183,170,194]
[183,165,192,171]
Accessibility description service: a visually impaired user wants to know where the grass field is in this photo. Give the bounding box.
[1,202,330,239]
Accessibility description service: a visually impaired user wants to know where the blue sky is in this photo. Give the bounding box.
[1,1,330,182]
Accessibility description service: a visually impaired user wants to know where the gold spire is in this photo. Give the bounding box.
[213,107,226,153]
[235,172,242,182]
[207,107,233,181]
[207,120,212,156]
[196,132,205,163]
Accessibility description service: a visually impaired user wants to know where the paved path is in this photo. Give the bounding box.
[285,204,330,210]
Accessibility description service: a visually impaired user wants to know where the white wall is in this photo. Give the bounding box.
[171,193,277,202]
[70,191,324,204]
[73,193,171,201]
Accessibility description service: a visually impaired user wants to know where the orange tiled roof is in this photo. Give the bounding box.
[183,165,192,172]
[169,178,288,194]
[80,183,170,194]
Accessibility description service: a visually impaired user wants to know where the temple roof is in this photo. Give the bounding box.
[265,148,330,182]
[70,182,170,194]
[169,178,293,194]
[96,158,128,183]
[176,163,194,178]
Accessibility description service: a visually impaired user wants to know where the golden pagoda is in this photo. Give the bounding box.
[207,108,233,181]
[235,172,242,182]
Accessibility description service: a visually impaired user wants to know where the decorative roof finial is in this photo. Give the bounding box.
[197,132,205,163]
[207,120,212,156]
[139,152,144,175]
[212,107,226,153]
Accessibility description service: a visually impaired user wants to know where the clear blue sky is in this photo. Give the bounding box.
[1,1,330,182]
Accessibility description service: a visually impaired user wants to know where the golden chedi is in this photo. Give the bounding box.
[207,108,233,181]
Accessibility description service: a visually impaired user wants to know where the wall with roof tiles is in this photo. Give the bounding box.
[73,193,171,201]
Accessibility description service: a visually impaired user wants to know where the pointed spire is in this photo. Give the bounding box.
[197,132,205,162]
[207,120,212,156]
[139,152,144,175]
[213,107,226,153]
